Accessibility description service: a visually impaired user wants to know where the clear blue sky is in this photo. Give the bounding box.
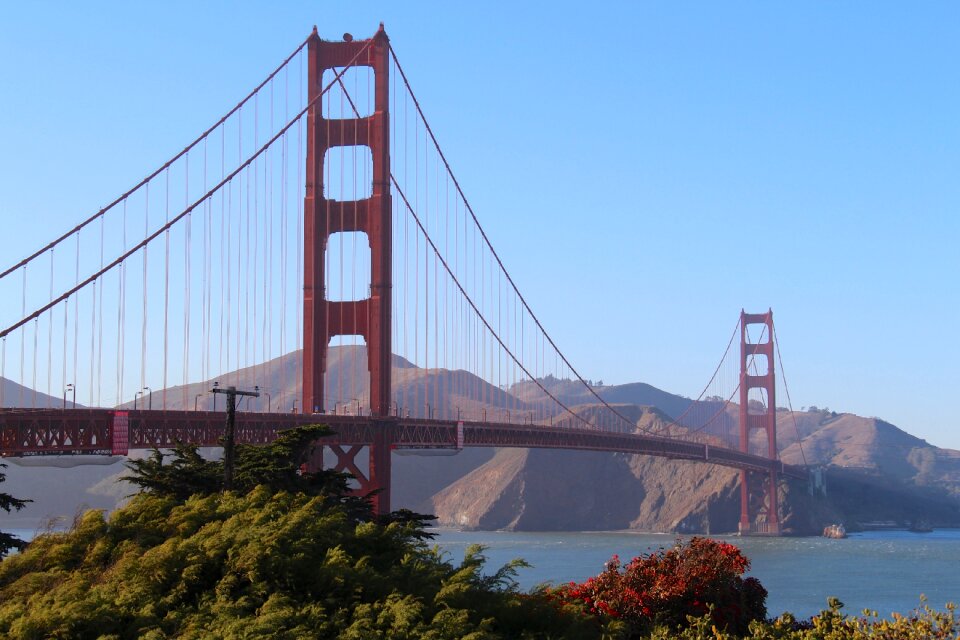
[1,3,957,446]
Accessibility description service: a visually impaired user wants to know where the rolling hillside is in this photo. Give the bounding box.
[3,347,959,534]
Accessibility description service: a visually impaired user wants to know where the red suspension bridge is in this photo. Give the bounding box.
[0,26,805,535]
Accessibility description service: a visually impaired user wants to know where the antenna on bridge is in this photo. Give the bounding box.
[211,384,260,490]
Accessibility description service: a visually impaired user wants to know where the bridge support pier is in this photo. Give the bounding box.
[303,431,393,516]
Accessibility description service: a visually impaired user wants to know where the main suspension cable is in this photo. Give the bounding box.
[0,42,373,342]
[0,36,312,281]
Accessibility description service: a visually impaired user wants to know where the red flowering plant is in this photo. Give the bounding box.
[549,537,767,635]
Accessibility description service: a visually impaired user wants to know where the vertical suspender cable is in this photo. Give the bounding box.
[47,250,54,406]
[267,79,274,405]
[403,81,409,416]
[237,108,244,384]
[89,271,96,406]
[453,178,458,413]
[183,153,192,407]
[118,201,127,406]
[414,110,419,416]
[163,169,170,408]
[32,318,38,407]
[424,113,429,417]
[434,140,440,417]
[97,214,105,405]
[280,66,288,409]
[201,138,209,387]
[443,167,449,418]
[220,123,227,382]
[296,53,303,412]
[253,93,259,390]
[73,232,79,404]
[425,134,432,416]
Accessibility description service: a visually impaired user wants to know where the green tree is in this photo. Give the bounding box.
[0,425,603,639]
[122,424,376,520]
[0,462,30,558]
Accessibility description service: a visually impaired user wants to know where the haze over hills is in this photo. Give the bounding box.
[1,377,77,410]
[3,347,959,534]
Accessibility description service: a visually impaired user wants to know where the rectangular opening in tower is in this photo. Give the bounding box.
[745,426,774,458]
[746,352,769,376]
[325,231,371,302]
[324,335,370,416]
[744,323,771,344]
[322,66,375,119]
[747,387,769,415]
[324,145,373,201]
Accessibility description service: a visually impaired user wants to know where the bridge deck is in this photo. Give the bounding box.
[0,408,806,479]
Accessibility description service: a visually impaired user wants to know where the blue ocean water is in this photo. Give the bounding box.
[432,528,960,619]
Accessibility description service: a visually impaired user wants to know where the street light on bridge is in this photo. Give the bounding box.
[242,386,260,410]
[63,383,75,409]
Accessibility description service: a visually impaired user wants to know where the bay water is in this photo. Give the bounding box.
[432,528,960,619]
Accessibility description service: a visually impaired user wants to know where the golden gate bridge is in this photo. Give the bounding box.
[0,25,806,534]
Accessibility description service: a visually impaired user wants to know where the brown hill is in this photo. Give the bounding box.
[1,377,78,409]
[431,407,745,532]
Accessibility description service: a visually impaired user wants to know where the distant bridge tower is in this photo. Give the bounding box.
[303,26,393,514]
[738,309,780,535]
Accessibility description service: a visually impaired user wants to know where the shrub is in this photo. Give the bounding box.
[549,537,767,635]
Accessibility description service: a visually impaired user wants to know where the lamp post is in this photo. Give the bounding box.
[134,390,142,410]
[141,386,152,410]
[263,392,272,412]
[211,384,259,490]
[194,393,204,411]
[243,386,260,410]
[212,381,220,410]
[63,383,74,409]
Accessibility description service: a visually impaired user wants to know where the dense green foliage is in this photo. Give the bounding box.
[0,427,603,639]
[123,424,358,501]
[0,462,31,558]
[651,599,959,639]
[1,487,604,638]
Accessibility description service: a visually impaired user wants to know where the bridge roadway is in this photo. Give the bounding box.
[0,408,807,479]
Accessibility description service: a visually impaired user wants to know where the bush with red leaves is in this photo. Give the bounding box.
[549,537,767,635]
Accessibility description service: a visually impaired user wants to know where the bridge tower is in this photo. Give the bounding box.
[738,309,781,535]
[303,26,393,514]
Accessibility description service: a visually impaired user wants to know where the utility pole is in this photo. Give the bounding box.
[211,385,259,490]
